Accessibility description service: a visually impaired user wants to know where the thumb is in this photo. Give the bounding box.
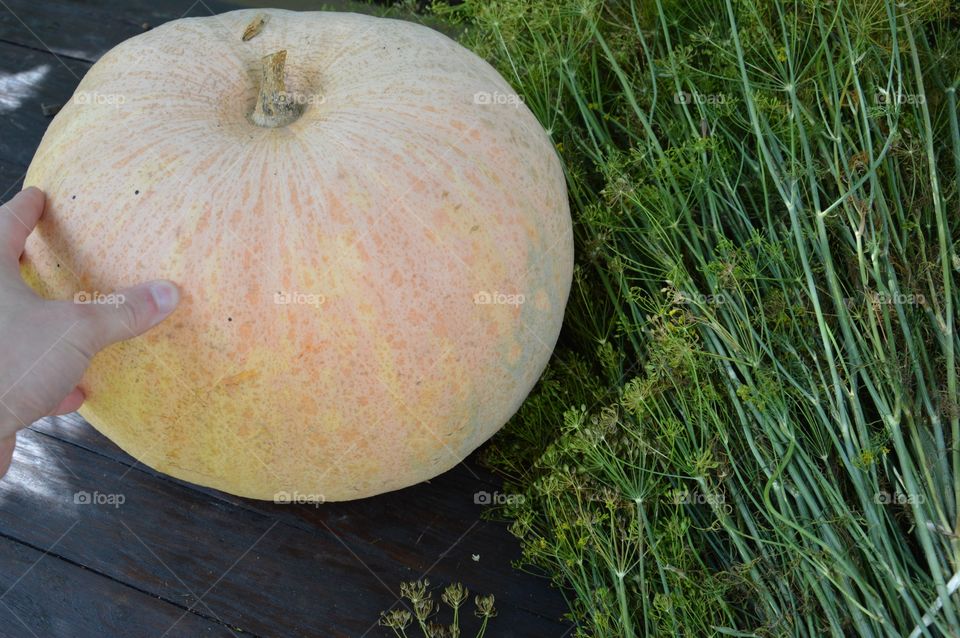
[74,280,180,352]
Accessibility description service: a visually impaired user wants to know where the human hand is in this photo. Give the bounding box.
[0,187,180,478]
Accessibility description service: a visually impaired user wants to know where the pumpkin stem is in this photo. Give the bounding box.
[251,50,302,128]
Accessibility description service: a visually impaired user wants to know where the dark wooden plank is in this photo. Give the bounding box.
[0,0,151,62]
[0,41,90,167]
[0,0,241,62]
[30,415,568,623]
[59,0,241,24]
[0,533,236,637]
[0,159,27,199]
[0,0,439,65]
[2,428,569,637]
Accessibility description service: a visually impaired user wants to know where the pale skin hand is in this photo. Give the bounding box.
[0,187,180,478]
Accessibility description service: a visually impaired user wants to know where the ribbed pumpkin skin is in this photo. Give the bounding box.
[22,9,572,501]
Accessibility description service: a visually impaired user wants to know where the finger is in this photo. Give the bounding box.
[73,280,180,352]
[50,387,85,416]
[0,187,45,268]
[0,434,15,479]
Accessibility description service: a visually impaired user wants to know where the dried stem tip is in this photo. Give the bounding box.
[251,50,302,128]
[242,14,267,41]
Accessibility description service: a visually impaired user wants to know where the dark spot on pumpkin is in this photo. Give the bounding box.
[134,189,140,195]
[71,195,76,200]
[56,263,60,268]
[227,317,232,322]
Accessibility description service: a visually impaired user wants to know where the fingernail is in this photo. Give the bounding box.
[150,281,180,315]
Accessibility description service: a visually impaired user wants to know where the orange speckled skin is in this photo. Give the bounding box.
[22,9,573,501]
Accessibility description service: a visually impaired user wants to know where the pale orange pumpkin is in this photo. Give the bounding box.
[22,9,573,501]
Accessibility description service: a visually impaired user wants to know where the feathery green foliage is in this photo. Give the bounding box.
[432,0,960,635]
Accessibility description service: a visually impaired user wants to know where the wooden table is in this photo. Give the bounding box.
[0,1,570,635]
